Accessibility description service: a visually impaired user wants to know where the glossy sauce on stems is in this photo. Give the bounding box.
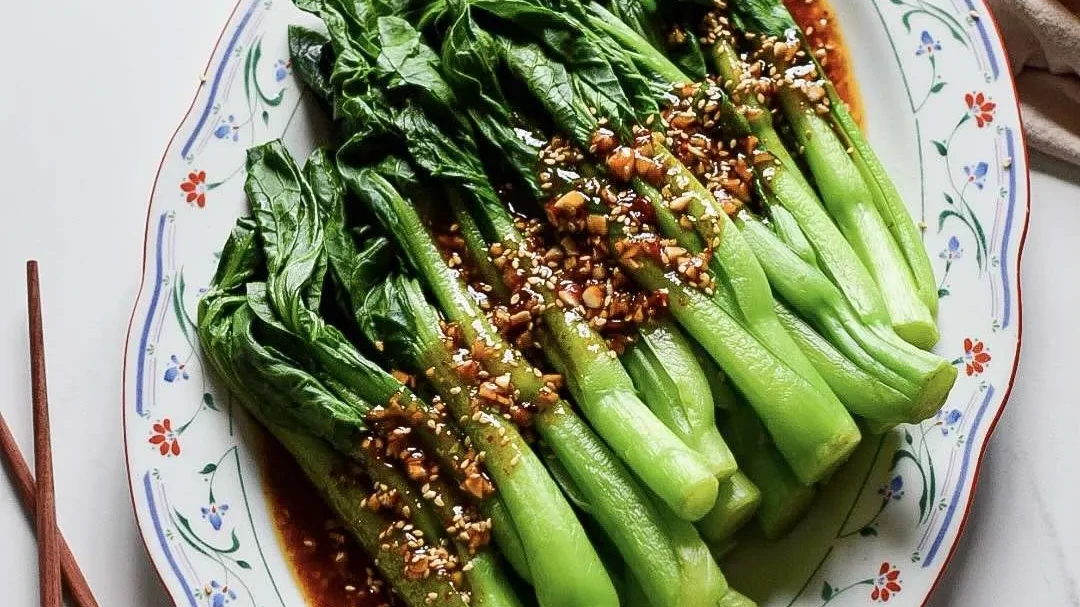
[784,0,863,126]
[261,3,860,605]
[262,438,399,607]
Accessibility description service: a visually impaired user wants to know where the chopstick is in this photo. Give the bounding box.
[26,260,62,607]
[0,413,99,607]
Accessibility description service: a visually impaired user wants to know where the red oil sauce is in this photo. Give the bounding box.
[784,0,864,127]
[261,437,398,607]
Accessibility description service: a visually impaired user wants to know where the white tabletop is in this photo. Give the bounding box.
[0,1,1077,606]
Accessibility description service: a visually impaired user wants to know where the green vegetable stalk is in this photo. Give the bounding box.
[347,166,728,607]
[420,7,859,483]
[702,354,817,540]
[571,5,957,424]
[287,20,720,600]
[625,257,860,483]
[298,0,720,522]
[198,220,518,607]
[694,471,761,542]
[726,0,940,345]
[452,180,720,521]
[306,151,535,583]
[621,319,737,480]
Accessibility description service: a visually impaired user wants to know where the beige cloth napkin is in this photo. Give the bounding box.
[987,0,1080,164]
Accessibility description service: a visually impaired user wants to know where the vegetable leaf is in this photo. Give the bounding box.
[288,25,336,105]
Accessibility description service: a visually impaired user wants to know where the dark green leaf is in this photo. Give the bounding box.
[607,0,664,48]
[727,0,799,37]
[288,25,336,106]
[859,526,878,537]
[932,140,948,155]
[245,140,326,326]
[468,0,639,133]
[198,463,218,475]
[930,81,946,93]
[821,582,834,601]
[670,29,708,82]
[502,40,595,145]
[236,560,252,569]
[356,276,443,367]
[904,429,913,445]
[375,16,462,123]
[439,14,546,194]
[202,392,219,411]
[305,148,397,318]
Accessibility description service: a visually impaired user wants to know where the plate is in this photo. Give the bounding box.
[122,1,1029,605]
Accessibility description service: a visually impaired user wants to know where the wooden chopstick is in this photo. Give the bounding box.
[0,412,99,607]
[26,260,62,607]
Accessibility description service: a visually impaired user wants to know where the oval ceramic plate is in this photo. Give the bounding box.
[122,1,1029,605]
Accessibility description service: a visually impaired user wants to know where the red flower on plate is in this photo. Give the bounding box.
[149,418,181,456]
[870,562,902,602]
[963,337,991,376]
[180,170,207,208]
[965,92,996,128]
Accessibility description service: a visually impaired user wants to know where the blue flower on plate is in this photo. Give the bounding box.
[939,236,962,262]
[963,161,989,189]
[915,31,941,56]
[205,580,237,607]
[201,502,229,531]
[163,355,190,383]
[936,408,963,435]
[878,474,904,501]
[273,59,291,82]
[213,115,239,142]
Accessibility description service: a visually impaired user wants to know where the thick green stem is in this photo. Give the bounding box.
[348,170,617,607]
[273,422,472,607]
[622,319,737,480]
[778,91,937,348]
[705,362,817,540]
[585,2,686,83]
[708,38,809,194]
[765,202,818,267]
[760,159,891,327]
[816,69,939,316]
[695,471,761,542]
[773,300,913,423]
[457,184,719,521]
[647,144,838,401]
[538,306,719,520]
[738,215,956,424]
[444,193,730,606]
[625,259,861,484]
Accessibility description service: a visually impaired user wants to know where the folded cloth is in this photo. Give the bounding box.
[987,0,1080,164]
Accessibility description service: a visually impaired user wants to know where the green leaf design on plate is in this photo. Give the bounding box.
[199,463,218,475]
[932,140,948,156]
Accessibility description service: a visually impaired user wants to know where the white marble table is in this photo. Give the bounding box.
[0,1,1076,605]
